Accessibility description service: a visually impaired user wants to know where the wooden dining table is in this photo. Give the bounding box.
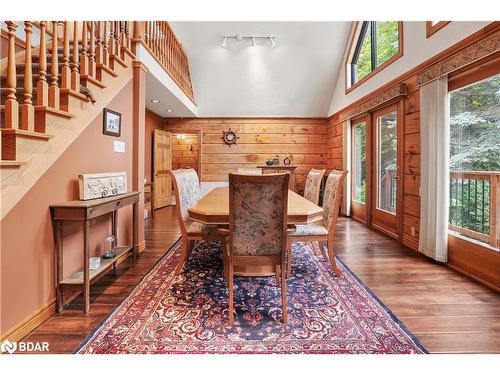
[188,186,324,276]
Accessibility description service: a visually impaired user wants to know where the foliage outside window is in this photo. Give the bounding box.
[449,74,500,248]
[353,122,367,204]
[349,21,400,87]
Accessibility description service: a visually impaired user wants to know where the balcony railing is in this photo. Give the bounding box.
[133,21,194,103]
[449,170,499,248]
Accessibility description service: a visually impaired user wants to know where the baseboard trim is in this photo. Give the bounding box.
[0,300,56,342]
[447,263,500,293]
[135,240,146,253]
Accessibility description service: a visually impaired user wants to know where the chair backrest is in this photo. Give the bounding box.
[237,168,262,175]
[322,170,348,234]
[168,168,201,233]
[229,173,289,256]
[303,168,326,205]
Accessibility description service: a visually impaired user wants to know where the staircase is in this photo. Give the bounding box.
[0,21,135,219]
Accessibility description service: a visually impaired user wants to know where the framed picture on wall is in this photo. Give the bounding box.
[103,108,122,137]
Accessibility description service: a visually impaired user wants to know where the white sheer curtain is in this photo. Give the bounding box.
[419,76,450,262]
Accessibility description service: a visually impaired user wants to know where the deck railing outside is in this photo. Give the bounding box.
[449,170,499,248]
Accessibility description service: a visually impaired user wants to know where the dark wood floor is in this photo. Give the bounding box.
[23,207,500,353]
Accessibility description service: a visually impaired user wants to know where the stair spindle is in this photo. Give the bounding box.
[20,21,34,131]
[120,22,126,50]
[126,21,132,50]
[80,21,89,77]
[71,21,80,92]
[48,21,60,109]
[4,21,19,130]
[89,21,96,78]
[109,21,116,58]
[61,21,71,89]
[95,21,103,65]
[36,21,49,106]
[115,22,121,60]
[103,21,109,67]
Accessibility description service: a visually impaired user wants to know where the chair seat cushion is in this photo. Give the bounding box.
[186,220,220,236]
[289,222,328,236]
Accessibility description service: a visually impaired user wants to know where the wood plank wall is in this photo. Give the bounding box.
[163,118,328,193]
[171,133,200,175]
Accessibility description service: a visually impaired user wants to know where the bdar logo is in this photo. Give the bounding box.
[0,339,17,354]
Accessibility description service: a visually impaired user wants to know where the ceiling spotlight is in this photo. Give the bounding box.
[222,36,227,47]
[269,37,275,47]
[251,37,256,47]
[150,99,160,103]
[166,109,173,113]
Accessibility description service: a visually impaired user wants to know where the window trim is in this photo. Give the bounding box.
[426,21,450,38]
[345,21,403,94]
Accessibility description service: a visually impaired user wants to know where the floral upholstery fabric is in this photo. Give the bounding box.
[322,171,343,230]
[303,169,325,205]
[186,220,220,236]
[289,222,329,236]
[171,169,201,223]
[231,180,286,256]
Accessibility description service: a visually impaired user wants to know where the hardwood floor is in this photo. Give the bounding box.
[22,208,499,354]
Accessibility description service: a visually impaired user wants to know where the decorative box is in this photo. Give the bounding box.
[79,172,127,200]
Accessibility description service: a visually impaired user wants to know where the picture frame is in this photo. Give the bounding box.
[103,108,121,137]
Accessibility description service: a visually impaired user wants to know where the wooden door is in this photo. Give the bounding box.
[350,115,370,223]
[153,129,172,209]
[370,103,403,238]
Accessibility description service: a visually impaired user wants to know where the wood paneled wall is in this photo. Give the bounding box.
[163,118,328,193]
[326,115,343,171]
[171,133,200,174]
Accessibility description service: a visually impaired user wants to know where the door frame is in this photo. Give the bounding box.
[369,101,404,240]
[350,113,371,225]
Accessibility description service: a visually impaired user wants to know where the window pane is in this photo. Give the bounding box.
[375,21,399,67]
[449,74,500,247]
[353,26,372,83]
[376,112,397,214]
[353,122,367,204]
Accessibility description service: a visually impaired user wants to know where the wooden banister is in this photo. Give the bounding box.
[71,21,80,92]
[48,21,59,109]
[88,21,96,77]
[20,21,34,131]
[61,21,71,89]
[4,21,19,130]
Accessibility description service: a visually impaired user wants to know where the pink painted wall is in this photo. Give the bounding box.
[1,80,134,336]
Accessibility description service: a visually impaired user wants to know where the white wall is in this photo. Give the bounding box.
[327,21,492,115]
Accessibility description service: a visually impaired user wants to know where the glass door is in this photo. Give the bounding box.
[351,115,369,223]
[371,103,402,237]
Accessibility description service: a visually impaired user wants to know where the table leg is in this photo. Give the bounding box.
[132,202,137,266]
[53,220,64,313]
[83,220,90,313]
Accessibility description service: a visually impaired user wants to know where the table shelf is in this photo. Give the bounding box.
[60,246,132,285]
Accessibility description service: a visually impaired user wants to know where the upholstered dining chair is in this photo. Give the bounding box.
[287,170,347,277]
[237,168,262,175]
[168,168,225,275]
[303,168,326,205]
[219,173,290,325]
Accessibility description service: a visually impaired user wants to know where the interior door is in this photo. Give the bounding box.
[153,129,172,209]
[371,103,402,237]
[351,115,369,223]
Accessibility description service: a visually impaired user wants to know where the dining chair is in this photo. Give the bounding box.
[220,173,290,325]
[237,168,262,175]
[168,168,225,275]
[287,170,347,277]
[303,168,326,205]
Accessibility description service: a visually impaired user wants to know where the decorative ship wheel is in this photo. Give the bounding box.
[221,128,240,147]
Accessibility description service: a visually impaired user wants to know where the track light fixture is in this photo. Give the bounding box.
[221,34,277,47]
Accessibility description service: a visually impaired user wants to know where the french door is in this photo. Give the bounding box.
[350,115,369,223]
[370,103,403,237]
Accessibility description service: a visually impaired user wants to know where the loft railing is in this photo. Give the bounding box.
[1,21,133,134]
[133,21,194,103]
[449,170,499,248]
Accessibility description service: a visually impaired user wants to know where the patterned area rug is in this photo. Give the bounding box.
[77,240,427,354]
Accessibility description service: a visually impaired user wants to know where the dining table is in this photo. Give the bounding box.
[188,186,324,276]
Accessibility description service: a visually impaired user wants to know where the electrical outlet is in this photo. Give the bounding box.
[411,226,416,237]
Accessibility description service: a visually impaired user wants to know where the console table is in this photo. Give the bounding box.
[257,165,297,191]
[50,192,140,313]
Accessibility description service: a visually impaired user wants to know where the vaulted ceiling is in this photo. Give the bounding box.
[169,22,352,117]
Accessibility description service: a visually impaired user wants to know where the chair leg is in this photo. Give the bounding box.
[319,241,329,262]
[280,258,287,324]
[327,240,342,276]
[174,237,189,276]
[187,239,196,257]
[222,237,228,280]
[227,260,234,326]
[286,242,292,278]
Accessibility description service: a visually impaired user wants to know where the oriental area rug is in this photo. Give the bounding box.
[77,240,427,354]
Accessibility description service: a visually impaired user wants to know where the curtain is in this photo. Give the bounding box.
[419,76,449,262]
[342,120,351,216]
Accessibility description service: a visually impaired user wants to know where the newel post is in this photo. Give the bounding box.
[4,21,19,130]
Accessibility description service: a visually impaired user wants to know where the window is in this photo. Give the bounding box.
[448,74,500,249]
[347,21,402,90]
[426,21,450,38]
[352,122,367,204]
